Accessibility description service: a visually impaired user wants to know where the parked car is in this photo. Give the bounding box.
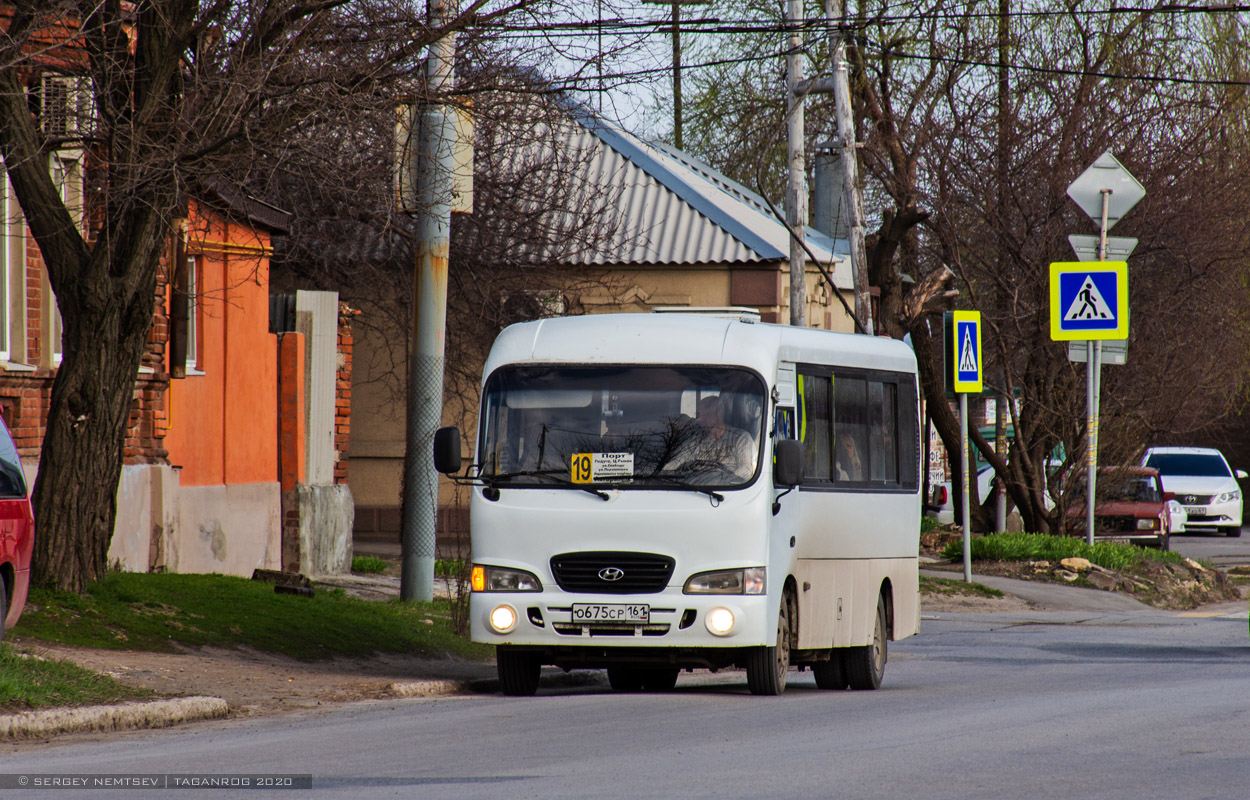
[1142,446,1245,537]
[1166,499,1188,535]
[1063,466,1173,550]
[925,465,994,525]
[0,415,33,640]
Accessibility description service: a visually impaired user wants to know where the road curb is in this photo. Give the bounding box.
[0,696,229,740]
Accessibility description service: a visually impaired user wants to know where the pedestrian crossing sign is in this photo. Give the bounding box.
[1050,261,1129,341]
[949,310,982,394]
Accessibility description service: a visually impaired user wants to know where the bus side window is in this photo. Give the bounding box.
[800,372,833,481]
[834,376,867,483]
[774,407,795,440]
[868,381,898,483]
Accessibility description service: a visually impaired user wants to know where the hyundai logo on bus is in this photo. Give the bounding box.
[943,310,983,396]
[598,567,625,582]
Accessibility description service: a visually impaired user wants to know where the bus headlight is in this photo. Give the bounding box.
[489,604,519,633]
[472,565,542,592]
[684,567,765,595]
[705,607,735,636]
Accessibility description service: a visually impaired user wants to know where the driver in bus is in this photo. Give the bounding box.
[663,394,756,480]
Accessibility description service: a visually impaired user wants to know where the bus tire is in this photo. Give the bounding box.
[812,650,847,690]
[641,668,680,692]
[846,594,887,691]
[607,667,645,692]
[497,647,541,696]
[746,591,791,695]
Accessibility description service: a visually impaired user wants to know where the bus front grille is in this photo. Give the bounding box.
[550,552,675,594]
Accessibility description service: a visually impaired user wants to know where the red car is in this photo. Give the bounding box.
[1065,466,1173,550]
[0,416,33,639]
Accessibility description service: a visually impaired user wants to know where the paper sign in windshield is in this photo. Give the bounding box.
[571,452,634,483]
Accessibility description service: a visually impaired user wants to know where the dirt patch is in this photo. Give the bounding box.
[920,589,1038,613]
[14,641,496,719]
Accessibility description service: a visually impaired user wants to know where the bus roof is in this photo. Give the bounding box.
[482,314,917,382]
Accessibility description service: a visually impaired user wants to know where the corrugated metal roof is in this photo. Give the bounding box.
[559,108,851,288]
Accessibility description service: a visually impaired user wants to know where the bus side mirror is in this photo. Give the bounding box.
[774,439,804,488]
[433,427,462,474]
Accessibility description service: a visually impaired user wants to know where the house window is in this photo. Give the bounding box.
[186,254,199,372]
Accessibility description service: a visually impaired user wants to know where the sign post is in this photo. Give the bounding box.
[945,310,982,582]
[1061,151,1143,545]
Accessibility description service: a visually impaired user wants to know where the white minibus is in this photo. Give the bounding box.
[435,312,921,695]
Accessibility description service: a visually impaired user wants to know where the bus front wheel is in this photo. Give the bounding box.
[747,592,792,695]
[497,647,541,696]
[845,594,887,690]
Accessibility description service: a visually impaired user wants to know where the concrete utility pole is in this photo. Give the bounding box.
[795,2,873,334]
[786,0,807,327]
[828,0,872,335]
[401,0,457,603]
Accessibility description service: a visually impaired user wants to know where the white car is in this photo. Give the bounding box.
[1166,499,1188,534]
[926,465,994,525]
[1142,446,1246,537]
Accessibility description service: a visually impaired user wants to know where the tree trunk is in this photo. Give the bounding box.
[31,259,160,592]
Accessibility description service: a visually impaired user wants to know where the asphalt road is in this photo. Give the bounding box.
[1171,525,1250,569]
[3,599,1246,800]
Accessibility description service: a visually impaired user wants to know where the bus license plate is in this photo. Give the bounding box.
[571,604,650,624]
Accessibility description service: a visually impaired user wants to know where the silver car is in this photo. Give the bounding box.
[1142,447,1246,537]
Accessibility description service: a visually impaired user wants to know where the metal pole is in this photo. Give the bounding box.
[1085,188,1112,546]
[961,393,972,582]
[1085,339,1096,546]
[786,0,806,327]
[828,0,872,334]
[401,0,457,602]
[995,393,1007,531]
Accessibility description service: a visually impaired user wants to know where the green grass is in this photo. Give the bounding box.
[919,576,1004,599]
[0,646,156,712]
[920,516,941,536]
[351,555,389,574]
[941,532,1186,571]
[15,572,492,663]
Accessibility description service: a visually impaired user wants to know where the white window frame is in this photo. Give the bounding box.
[186,253,201,374]
[0,169,11,363]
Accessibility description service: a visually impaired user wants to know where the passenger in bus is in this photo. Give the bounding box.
[664,395,756,479]
[837,434,864,482]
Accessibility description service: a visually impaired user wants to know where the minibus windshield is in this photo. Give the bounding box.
[478,366,767,489]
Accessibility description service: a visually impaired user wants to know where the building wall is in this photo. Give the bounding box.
[164,211,278,487]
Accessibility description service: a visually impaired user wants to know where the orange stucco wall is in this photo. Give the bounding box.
[164,208,279,487]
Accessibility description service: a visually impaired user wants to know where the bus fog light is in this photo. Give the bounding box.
[489,604,518,633]
[706,607,735,636]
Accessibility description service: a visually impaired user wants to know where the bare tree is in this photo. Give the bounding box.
[0,0,539,592]
[679,0,1250,532]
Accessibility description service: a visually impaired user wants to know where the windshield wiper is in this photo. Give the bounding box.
[641,474,725,503]
[480,468,610,501]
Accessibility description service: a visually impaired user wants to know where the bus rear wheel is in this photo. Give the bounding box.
[845,594,887,690]
[497,647,541,696]
[747,592,791,695]
[812,650,848,690]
